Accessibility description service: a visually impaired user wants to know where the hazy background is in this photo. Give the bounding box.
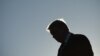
[0,0,100,56]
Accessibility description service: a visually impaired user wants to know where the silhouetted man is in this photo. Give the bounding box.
[46,19,94,56]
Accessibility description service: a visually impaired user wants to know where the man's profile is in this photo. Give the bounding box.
[46,18,94,56]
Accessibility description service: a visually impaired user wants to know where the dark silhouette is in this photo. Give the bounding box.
[47,19,94,56]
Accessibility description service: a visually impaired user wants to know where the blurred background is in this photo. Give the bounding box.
[0,0,100,56]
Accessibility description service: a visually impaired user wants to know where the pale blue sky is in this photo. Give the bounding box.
[1,0,100,56]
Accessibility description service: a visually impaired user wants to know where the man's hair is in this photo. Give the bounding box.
[47,20,69,32]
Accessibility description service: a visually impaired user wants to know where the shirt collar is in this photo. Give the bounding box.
[65,33,71,43]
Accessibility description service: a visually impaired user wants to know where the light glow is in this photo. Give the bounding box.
[46,18,66,33]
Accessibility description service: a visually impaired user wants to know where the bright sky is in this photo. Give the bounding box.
[1,0,100,56]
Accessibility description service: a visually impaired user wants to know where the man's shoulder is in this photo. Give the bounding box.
[68,33,91,46]
[70,33,89,41]
[74,34,86,37]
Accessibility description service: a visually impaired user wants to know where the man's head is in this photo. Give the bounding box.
[47,19,69,43]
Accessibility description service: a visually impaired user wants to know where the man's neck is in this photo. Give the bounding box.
[64,32,71,43]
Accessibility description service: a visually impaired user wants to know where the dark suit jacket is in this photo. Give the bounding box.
[58,33,94,56]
